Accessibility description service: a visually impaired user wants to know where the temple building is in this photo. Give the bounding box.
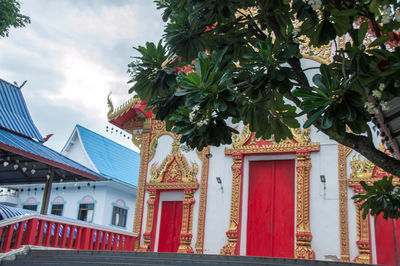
[107,41,400,265]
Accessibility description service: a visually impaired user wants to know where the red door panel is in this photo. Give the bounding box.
[158,201,183,252]
[247,160,295,258]
[375,216,400,266]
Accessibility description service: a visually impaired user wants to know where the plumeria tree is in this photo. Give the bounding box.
[0,0,30,38]
[128,0,400,176]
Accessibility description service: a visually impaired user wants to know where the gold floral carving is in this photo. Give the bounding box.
[137,189,158,252]
[221,126,319,257]
[338,144,352,262]
[195,147,211,254]
[348,154,374,263]
[220,153,243,255]
[177,189,196,253]
[132,118,152,249]
[295,151,315,259]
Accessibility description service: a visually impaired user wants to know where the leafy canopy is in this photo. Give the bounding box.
[128,0,400,175]
[0,0,30,38]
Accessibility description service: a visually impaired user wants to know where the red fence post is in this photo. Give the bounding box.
[101,232,107,250]
[2,224,15,253]
[13,221,25,249]
[75,227,82,249]
[94,230,101,250]
[67,226,76,249]
[80,228,90,250]
[60,224,68,248]
[23,218,38,245]
[112,234,119,251]
[44,222,53,246]
[107,233,114,250]
[88,229,96,250]
[35,220,45,246]
[52,223,61,247]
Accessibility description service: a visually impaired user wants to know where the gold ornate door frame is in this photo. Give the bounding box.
[220,126,319,259]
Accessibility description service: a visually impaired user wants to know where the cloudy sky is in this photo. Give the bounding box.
[0,0,164,152]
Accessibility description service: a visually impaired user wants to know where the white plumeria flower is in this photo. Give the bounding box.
[380,101,390,112]
[395,9,400,22]
[372,90,382,99]
[365,102,379,115]
[379,83,385,91]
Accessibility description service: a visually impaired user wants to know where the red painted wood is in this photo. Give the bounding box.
[35,220,45,246]
[75,227,82,249]
[107,233,114,250]
[52,223,61,247]
[375,217,400,266]
[44,222,53,246]
[101,232,107,250]
[246,160,295,258]
[67,226,76,249]
[88,229,96,250]
[13,221,25,249]
[2,224,15,252]
[113,234,119,250]
[94,230,102,250]
[60,224,68,248]
[158,201,183,252]
[80,228,90,250]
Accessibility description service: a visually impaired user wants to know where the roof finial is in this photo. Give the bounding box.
[107,92,114,119]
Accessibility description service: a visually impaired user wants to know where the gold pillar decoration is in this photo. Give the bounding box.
[195,146,211,254]
[220,153,243,255]
[338,144,352,262]
[132,118,152,249]
[137,189,158,252]
[353,196,372,264]
[295,150,315,260]
[221,125,319,256]
[178,188,196,253]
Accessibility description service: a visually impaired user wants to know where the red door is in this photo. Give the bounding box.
[247,160,295,258]
[375,217,400,266]
[158,201,183,252]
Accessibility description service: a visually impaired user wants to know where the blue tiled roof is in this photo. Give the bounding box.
[0,128,103,180]
[75,125,140,187]
[0,78,44,142]
[0,203,37,220]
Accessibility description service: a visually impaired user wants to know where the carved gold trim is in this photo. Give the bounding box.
[295,151,315,259]
[132,118,152,249]
[177,189,196,253]
[338,144,352,262]
[220,153,243,255]
[195,147,210,254]
[221,126,319,257]
[107,95,141,121]
[138,189,158,252]
[353,203,372,264]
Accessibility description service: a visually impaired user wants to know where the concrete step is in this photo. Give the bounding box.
[0,249,359,266]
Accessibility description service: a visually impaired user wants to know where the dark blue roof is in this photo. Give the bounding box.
[75,125,140,187]
[0,128,103,180]
[0,203,37,220]
[0,78,44,142]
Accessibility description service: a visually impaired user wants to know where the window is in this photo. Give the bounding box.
[78,203,94,222]
[111,206,127,227]
[23,205,37,211]
[51,204,64,216]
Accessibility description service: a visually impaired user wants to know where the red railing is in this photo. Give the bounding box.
[0,214,137,253]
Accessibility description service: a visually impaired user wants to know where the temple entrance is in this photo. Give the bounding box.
[375,217,400,266]
[246,160,295,257]
[158,201,183,252]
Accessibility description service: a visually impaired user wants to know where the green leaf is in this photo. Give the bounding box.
[304,108,325,128]
[368,35,391,48]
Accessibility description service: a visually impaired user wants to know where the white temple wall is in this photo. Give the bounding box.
[203,144,233,254]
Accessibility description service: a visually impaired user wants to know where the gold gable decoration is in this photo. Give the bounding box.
[147,141,199,190]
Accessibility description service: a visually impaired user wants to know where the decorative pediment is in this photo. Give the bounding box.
[147,142,199,190]
[226,125,318,155]
[349,145,399,189]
